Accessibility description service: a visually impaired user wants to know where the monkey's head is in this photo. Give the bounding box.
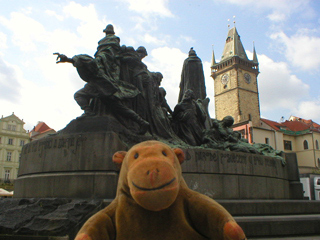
[113,141,185,211]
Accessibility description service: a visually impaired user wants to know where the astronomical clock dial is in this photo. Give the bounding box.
[221,74,229,85]
[244,73,251,84]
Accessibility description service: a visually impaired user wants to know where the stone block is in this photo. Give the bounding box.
[14,172,118,199]
[285,152,300,181]
[265,178,287,199]
[239,176,267,199]
[19,132,127,176]
[183,173,240,199]
[289,181,304,199]
[182,148,219,173]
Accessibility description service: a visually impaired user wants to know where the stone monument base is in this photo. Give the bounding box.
[14,122,303,199]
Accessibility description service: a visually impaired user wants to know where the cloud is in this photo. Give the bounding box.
[221,0,313,22]
[293,99,320,122]
[257,53,310,112]
[122,0,174,18]
[120,0,174,34]
[62,2,109,52]
[0,12,48,52]
[178,35,196,44]
[144,47,187,109]
[45,10,64,21]
[270,30,320,71]
[143,33,168,46]
[0,57,22,103]
[203,61,215,118]
[0,32,7,50]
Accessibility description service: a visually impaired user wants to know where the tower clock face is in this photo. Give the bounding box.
[244,73,251,84]
[221,74,229,85]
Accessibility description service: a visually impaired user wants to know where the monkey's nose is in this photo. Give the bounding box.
[146,168,159,175]
[147,168,160,186]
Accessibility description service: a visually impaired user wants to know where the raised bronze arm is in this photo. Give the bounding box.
[53,53,74,64]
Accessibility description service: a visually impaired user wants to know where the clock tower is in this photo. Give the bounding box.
[211,27,260,127]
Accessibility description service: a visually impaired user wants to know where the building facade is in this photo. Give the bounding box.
[0,113,30,189]
[211,27,260,127]
[212,27,320,175]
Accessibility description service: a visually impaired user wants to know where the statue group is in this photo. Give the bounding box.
[55,24,283,161]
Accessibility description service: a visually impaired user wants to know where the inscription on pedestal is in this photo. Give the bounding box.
[182,149,283,178]
[23,135,87,153]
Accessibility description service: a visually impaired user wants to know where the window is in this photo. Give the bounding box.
[8,138,13,145]
[316,140,319,150]
[238,129,245,139]
[20,140,25,146]
[7,124,16,131]
[284,140,292,150]
[6,152,12,161]
[4,169,10,182]
[303,140,309,150]
[265,138,269,145]
[0,137,1,144]
[19,153,21,163]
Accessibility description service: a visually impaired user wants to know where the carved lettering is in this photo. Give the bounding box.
[195,151,218,162]
[253,156,264,166]
[22,136,86,153]
[265,158,276,168]
[185,151,192,161]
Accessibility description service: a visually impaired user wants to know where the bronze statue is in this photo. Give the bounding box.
[172,89,207,146]
[53,24,285,163]
[55,25,154,135]
[178,47,207,102]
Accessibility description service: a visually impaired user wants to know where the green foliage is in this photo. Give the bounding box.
[312,168,320,174]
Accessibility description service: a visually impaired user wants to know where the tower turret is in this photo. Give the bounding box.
[211,26,261,127]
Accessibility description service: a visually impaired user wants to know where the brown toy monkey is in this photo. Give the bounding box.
[75,140,246,240]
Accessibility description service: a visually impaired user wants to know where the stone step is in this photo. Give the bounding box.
[0,236,68,240]
[235,214,320,238]
[218,200,320,216]
[217,200,320,238]
[248,236,320,240]
[103,199,320,238]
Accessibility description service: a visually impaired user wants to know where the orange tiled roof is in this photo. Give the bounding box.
[260,118,283,131]
[31,122,54,134]
[261,117,320,133]
[282,120,311,131]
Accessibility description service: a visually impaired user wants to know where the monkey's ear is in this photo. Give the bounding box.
[173,148,185,164]
[113,151,127,169]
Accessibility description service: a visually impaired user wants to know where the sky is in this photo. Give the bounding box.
[1,0,320,132]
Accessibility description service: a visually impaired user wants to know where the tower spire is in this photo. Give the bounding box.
[252,41,258,65]
[211,45,216,66]
[221,26,248,61]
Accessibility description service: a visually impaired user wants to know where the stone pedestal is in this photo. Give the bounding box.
[15,126,303,199]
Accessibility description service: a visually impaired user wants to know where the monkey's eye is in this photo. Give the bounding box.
[162,151,167,156]
[134,153,139,159]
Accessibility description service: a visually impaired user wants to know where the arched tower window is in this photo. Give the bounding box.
[303,140,309,150]
[316,140,319,150]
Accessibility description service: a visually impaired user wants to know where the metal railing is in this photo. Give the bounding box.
[0,178,13,184]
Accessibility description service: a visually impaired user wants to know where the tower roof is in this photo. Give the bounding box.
[211,46,216,65]
[252,43,258,65]
[221,27,249,62]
